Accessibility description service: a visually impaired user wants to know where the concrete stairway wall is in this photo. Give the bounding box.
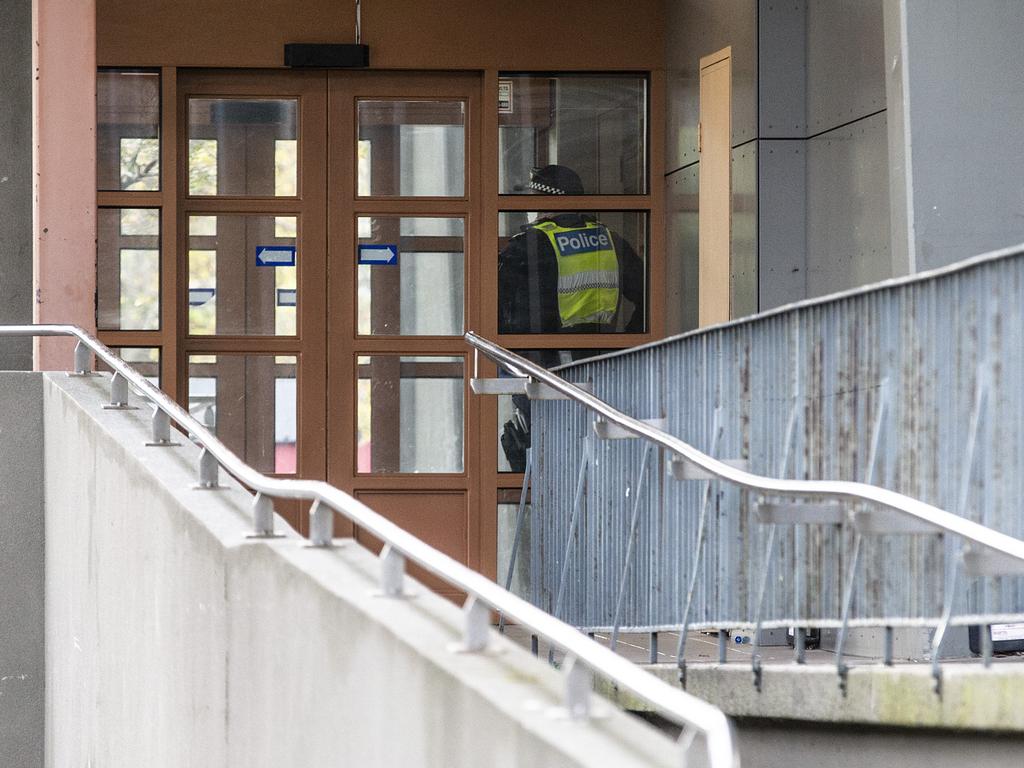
[25,371,678,768]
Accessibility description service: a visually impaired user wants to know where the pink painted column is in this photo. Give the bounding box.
[32,0,96,370]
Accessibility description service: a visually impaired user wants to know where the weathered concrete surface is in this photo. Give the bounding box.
[42,372,678,768]
[602,662,1024,732]
[0,0,32,370]
[0,373,44,768]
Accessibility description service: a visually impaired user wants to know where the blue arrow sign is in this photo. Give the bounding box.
[189,288,216,306]
[276,288,297,307]
[255,245,297,267]
[358,244,398,265]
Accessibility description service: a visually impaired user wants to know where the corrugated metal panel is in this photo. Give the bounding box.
[532,248,1024,631]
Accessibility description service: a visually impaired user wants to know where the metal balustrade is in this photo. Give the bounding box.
[0,324,738,768]
[466,243,1024,695]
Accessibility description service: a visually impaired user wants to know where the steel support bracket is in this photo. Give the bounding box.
[669,456,748,481]
[593,416,666,440]
[525,379,592,400]
[469,377,527,396]
[962,543,1024,577]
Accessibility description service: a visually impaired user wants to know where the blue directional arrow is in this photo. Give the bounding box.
[358,244,398,265]
[255,245,297,267]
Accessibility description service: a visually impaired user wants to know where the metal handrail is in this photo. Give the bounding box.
[465,331,1024,569]
[2,324,739,768]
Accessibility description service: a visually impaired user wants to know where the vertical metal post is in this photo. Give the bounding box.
[610,443,653,651]
[551,438,590,622]
[109,372,130,407]
[981,624,993,668]
[563,655,592,720]
[308,500,334,547]
[530,634,539,657]
[73,340,90,374]
[196,448,219,489]
[461,596,490,653]
[649,632,659,664]
[251,493,276,537]
[931,556,962,696]
[883,625,894,666]
[750,524,777,692]
[379,544,406,597]
[676,412,724,686]
[147,407,178,446]
[718,631,728,664]
[499,448,532,633]
[835,530,863,695]
[794,628,806,665]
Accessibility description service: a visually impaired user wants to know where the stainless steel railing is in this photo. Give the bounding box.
[1,324,738,768]
[466,322,1024,691]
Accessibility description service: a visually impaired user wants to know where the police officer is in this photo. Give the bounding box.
[497,165,645,470]
[497,164,644,334]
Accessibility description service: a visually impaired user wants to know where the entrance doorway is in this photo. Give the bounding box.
[177,70,481,592]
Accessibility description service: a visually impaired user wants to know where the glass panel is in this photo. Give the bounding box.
[497,500,531,600]
[187,214,297,336]
[497,211,648,334]
[357,100,465,197]
[188,99,298,197]
[187,354,298,474]
[97,70,160,191]
[357,216,464,336]
[497,349,606,473]
[498,74,647,195]
[357,356,464,473]
[97,208,160,331]
[97,347,161,389]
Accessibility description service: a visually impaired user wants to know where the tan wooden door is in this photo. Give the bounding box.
[698,47,733,326]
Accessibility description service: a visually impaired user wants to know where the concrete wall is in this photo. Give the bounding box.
[40,372,677,768]
[0,0,33,369]
[892,0,1024,271]
[0,373,44,768]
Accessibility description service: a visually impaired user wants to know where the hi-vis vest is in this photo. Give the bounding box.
[532,220,619,328]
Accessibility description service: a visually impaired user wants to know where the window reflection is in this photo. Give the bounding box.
[97,70,161,191]
[498,74,647,196]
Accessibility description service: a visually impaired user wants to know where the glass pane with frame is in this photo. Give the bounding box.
[188,98,298,197]
[498,74,647,196]
[357,355,464,473]
[497,211,648,334]
[357,216,464,336]
[357,100,465,197]
[187,214,297,336]
[497,498,531,600]
[97,70,161,192]
[187,354,298,474]
[97,208,160,331]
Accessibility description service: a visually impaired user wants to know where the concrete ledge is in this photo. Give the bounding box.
[41,373,678,768]
[600,662,1024,732]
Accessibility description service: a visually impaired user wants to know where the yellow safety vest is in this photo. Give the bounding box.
[532,220,619,328]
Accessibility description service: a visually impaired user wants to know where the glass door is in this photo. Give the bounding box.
[327,72,482,597]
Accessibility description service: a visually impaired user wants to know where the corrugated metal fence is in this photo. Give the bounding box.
[531,246,1024,632]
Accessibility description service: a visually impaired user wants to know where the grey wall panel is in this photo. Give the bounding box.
[731,143,758,317]
[806,0,886,134]
[0,0,33,369]
[758,140,808,309]
[903,0,1024,270]
[666,0,758,171]
[806,111,891,296]
[0,373,43,768]
[759,0,808,138]
[666,165,700,334]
